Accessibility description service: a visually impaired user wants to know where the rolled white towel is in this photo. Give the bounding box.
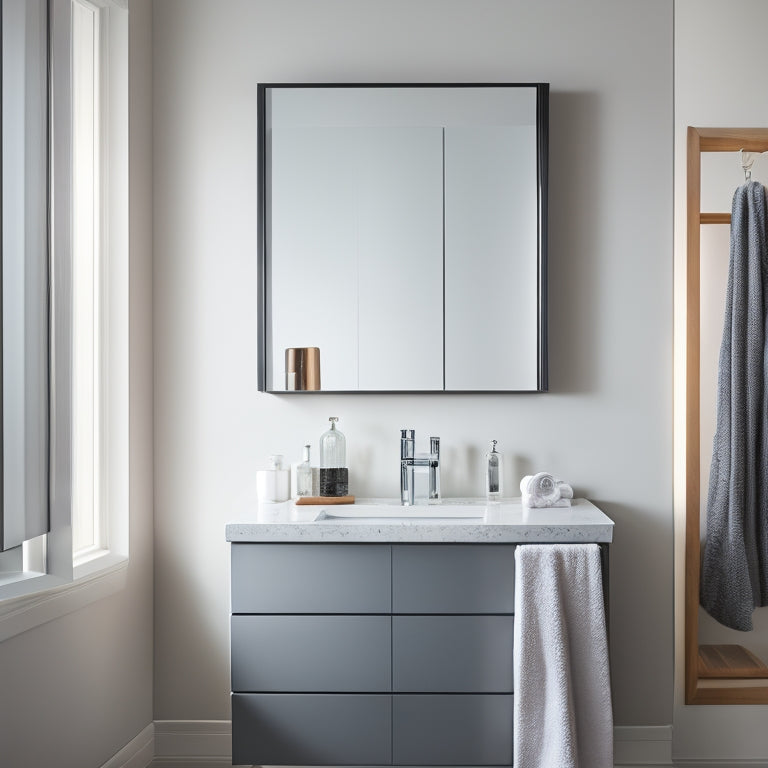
[520,472,573,508]
[523,494,571,508]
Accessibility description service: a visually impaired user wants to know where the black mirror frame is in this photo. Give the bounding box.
[256,82,548,394]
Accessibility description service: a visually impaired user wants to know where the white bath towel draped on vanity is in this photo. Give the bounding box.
[513,543,613,768]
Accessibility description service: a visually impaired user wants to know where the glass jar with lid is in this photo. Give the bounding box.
[319,417,348,496]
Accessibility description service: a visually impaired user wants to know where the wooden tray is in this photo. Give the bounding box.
[698,644,768,679]
[295,495,355,506]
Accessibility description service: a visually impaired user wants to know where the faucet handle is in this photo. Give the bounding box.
[401,429,415,459]
[430,436,440,456]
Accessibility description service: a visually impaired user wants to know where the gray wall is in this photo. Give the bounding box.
[0,1,154,765]
[153,0,673,728]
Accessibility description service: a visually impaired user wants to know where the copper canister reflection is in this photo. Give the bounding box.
[285,347,321,391]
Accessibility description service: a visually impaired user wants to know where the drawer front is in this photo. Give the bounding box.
[232,615,391,692]
[393,694,513,766]
[232,693,392,766]
[392,544,515,613]
[231,543,391,614]
[393,615,513,692]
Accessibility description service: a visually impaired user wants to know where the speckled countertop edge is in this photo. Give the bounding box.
[226,498,614,544]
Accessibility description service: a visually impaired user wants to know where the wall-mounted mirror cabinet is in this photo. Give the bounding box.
[257,83,548,393]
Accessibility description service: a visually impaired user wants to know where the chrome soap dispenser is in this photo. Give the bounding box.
[319,417,348,497]
[486,440,503,501]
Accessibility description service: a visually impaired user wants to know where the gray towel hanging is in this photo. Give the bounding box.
[700,180,768,631]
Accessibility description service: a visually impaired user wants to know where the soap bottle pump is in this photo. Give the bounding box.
[486,440,503,502]
[256,454,291,503]
[319,417,348,497]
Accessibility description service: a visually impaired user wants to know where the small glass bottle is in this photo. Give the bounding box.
[486,440,503,501]
[296,444,313,497]
[319,417,348,496]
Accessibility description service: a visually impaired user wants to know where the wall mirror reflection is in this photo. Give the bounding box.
[257,83,548,393]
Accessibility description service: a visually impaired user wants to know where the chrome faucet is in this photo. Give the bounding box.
[400,429,441,505]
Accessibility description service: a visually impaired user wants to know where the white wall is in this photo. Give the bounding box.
[153,0,673,728]
[673,0,768,761]
[0,1,154,766]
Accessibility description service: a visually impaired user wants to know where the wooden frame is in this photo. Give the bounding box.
[686,127,768,704]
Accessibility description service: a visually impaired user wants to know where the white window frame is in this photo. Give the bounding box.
[0,0,129,641]
[72,0,104,566]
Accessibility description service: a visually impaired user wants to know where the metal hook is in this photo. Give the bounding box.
[740,149,756,182]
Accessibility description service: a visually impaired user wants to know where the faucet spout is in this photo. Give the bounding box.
[400,430,441,506]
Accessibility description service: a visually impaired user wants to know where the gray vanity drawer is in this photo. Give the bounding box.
[231,615,391,692]
[231,543,391,614]
[393,694,513,766]
[232,693,392,766]
[392,544,516,614]
[392,615,514,692]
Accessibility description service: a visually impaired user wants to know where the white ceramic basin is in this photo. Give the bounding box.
[317,499,487,519]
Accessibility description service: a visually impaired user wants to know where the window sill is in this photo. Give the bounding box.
[0,552,128,642]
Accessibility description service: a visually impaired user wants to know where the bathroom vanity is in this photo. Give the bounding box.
[226,499,613,767]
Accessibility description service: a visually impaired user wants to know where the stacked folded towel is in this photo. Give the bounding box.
[520,472,573,508]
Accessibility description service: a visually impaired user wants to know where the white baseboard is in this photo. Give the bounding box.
[151,759,234,768]
[673,762,768,767]
[99,724,155,768]
[151,720,242,766]
[151,761,234,768]
[105,720,676,768]
[614,725,673,765]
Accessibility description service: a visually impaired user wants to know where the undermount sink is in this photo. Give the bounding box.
[316,499,488,519]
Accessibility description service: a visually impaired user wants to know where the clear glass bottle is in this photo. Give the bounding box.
[320,417,346,467]
[486,439,503,501]
[319,417,348,496]
[296,444,313,497]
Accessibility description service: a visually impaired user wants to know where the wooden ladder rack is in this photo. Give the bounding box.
[686,127,768,704]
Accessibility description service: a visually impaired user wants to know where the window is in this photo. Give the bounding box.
[0,0,129,637]
[71,0,130,578]
[72,0,104,563]
[1,0,51,557]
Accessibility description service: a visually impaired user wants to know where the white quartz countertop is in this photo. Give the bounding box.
[225,498,614,544]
